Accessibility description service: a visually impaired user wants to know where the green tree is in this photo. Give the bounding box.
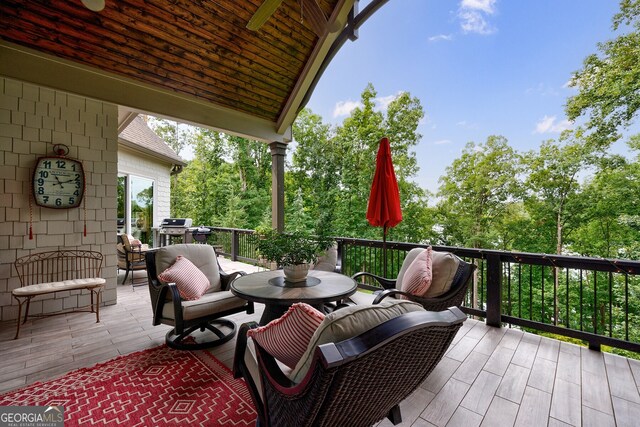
[566,0,640,146]
[522,135,592,324]
[149,117,190,155]
[436,135,521,249]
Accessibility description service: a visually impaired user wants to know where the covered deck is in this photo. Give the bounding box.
[1,257,638,427]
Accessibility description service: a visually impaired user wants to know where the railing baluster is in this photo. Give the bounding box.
[565,268,569,328]
[507,262,512,317]
[518,263,522,319]
[625,273,629,341]
[580,270,584,332]
[541,265,545,324]
[609,271,613,338]
[529,265,533,321]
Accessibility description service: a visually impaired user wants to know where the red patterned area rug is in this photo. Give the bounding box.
[0,345,256,426]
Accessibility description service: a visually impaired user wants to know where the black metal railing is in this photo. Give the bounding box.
[338,237,640,353]
[184,227,640,353]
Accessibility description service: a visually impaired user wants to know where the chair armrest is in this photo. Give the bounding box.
[233,321,259,379]
[255,341,296,389]
[351,272,397,289]
[220,270,246,291]
[234,322,295,389]
[372,289,413,304]
[166,283,184,324]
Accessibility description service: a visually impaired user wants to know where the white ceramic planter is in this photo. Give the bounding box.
[283,263,310,283]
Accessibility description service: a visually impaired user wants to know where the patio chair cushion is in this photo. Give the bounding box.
[401,246,433,297]
[396,248,461,298]
[155,244,222,292]
[158,256,210,300]
[313,245,338,272]
[248,303,325,369]
[289,299,424,383]
[161,290,247,321]
[427,250,461,297]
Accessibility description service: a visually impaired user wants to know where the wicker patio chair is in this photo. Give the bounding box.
[145,244,254,350]
[233,307,466,427]
[350,248,475,312]
[116,234,148,286]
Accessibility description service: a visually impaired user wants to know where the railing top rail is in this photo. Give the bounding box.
[334,237,640,273]
[208,227,256,233]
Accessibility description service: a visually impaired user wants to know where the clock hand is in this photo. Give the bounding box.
[53,176,64,189]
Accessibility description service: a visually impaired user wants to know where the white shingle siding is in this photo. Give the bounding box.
[0,77,118,321]
[117,150,173,228]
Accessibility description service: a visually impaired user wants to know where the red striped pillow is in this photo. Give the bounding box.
[401,246,433,297]
[158,256,210,301]
[247,303,325,369]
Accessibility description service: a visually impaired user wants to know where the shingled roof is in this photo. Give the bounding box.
[119,116,185,166]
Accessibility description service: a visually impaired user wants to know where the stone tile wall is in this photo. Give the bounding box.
[0,77,118,321]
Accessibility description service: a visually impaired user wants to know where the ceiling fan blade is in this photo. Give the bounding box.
[246,0,285,31]
[301,0,328,37]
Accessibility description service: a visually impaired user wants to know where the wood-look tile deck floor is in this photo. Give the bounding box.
[1,258,639,426]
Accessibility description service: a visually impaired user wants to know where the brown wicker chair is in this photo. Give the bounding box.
[145,244,254,350]
[116,234,148,286]
[350,249,475,312]
[233,307,465,427]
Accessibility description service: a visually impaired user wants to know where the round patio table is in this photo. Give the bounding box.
[230,269,357,325]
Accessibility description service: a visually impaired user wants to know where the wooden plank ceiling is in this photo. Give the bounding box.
[0,0,353,141]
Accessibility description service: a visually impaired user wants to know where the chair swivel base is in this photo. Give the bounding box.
[166,319,236,350]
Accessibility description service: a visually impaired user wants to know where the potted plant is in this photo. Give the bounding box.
[255,230,334,282]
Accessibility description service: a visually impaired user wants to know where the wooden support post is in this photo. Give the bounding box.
[269,142,287,232]
[486,253,502,327]
[231,229,239,261]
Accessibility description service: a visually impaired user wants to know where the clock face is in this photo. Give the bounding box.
[33,157,85,208]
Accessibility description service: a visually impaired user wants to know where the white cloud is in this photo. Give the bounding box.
[333,92,405,117]
[333,100,362,117]
[428,34,453,42]
[458,0,497,35]
[434,139,452,145]
[525,83,559,97]
[375,94,398,111]
[534,115,573,134]
[461,0,496,13]
[456,120,478,129]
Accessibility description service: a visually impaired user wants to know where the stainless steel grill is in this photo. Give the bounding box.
[157,218,192,246]
[159,218,193,236]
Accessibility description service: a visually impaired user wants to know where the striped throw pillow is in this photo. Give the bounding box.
[401,246,433,297]
[247,303,325,369]
[158,256,210,301]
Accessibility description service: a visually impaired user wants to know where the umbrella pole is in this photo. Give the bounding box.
[383,225,387,278]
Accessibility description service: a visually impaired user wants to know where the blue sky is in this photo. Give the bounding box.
[305,0,624,194]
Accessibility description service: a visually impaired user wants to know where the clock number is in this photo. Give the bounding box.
[68,197,75,205]
[73,190,80,196]
[43,196,49,203]
[37,178,44,186]
[71,164,77,171]
[56,160,66,169]
[37,187,44,194]
[43,160,51,169]
[39,171,49,178]
[55,198,62,207]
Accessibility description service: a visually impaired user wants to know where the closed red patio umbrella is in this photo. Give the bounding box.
[366,137,402,277]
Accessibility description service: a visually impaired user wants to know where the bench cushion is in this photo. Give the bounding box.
[12,278,105,297]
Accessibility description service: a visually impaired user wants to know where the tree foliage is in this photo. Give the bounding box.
[566,0,640,146]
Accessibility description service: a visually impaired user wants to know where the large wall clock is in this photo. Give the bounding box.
[32,144,85,209]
